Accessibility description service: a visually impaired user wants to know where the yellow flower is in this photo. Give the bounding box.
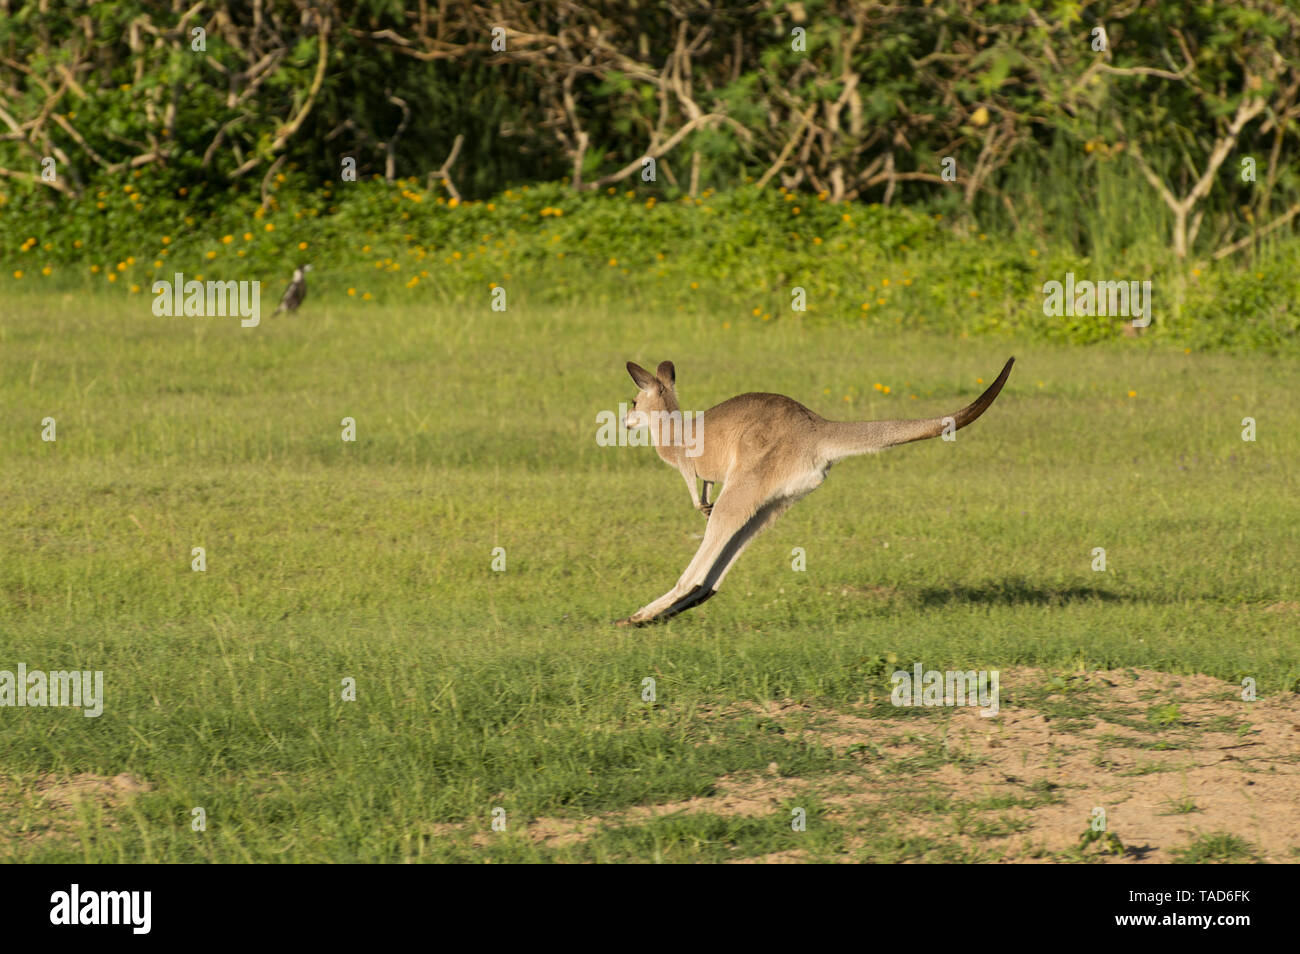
[882,386,891,394]
[91,265,100,273]
[874,383,883,391]
[107,273,117,282]
[12,270,21,279]
[162,236,171,245]
[347,288,356,296]
[298,241,308,251]
[1127,390,1137,398]
[222,235,233,244]
[362,292,372,301]
[244,232,253,242]
[608,258,618,267]
[448,197,460,208]
[206,251,216,259]
[42,266,51,275]
[130,284,141,294]
[882,279,890,287]
[126,256,135,265]
[690,281,699,290]
[265,223,275,232]
[116,262,126,271]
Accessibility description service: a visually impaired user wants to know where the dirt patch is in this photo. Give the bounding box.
[727,849,809,864]
[1261,601,1300,614]
[810,668,1300,862]
[0,772,152,855]
[35,772,152,809]
[507,772,814,852]
[506,668,1299,862]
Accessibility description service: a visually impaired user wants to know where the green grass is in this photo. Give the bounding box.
[1169,832,1261,864]
[1,290,1297,862]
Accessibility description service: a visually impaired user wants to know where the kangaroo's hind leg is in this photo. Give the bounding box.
[616,475,794,625]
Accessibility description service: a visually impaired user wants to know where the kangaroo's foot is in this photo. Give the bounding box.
[615,585,717,627]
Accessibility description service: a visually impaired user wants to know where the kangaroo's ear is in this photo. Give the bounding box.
[656,361,676,389]
[627,362,658,391]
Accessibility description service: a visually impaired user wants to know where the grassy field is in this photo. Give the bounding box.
[2,289,1298,862]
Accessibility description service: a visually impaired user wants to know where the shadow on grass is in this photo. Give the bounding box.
[909,577,1126,608]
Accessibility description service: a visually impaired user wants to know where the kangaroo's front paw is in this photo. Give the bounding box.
[697,503,713,519]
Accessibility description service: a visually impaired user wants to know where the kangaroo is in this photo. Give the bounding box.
[615,357,1015,626]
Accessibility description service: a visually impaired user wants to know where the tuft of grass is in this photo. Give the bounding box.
[1158,796,1201,816]
[1170,832,1260,864]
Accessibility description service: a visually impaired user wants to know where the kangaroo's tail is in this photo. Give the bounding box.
[819,357,1014,463]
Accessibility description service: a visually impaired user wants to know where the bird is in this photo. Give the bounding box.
[273,263,312,315]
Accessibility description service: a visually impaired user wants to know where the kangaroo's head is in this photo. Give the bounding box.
[625,361,678,430]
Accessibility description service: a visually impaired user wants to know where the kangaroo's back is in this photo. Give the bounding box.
[694,393,824,475]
